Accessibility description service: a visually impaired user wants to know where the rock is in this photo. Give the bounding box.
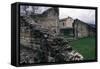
[20,16,84,64]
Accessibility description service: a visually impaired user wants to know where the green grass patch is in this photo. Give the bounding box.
[69,37,96,60]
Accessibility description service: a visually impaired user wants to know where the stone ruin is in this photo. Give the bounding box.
[20,16,83,64]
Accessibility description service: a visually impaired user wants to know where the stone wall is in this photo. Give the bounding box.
[73,19,95,38]
[19,8,84,64]
[31,8,59,36]
[59,17,74,29]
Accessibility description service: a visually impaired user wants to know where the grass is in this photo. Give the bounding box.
[69,36,96,60]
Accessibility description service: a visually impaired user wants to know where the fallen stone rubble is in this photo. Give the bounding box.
[20,29,83,64]
[20,16,83,64]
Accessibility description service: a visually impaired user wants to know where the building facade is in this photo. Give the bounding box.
[20,7,59,47]
[31,8,59,36]
[73,19,95,38]
[59,17,74,37]
[59,17,74,28]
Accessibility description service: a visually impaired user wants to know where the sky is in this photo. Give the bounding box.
[20,6,95,24]
[59,8,95,24]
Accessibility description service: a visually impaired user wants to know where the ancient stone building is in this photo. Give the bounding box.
[59,17,74,28]
[20,7,59,47]
[73,19,95,38]
[31,7,59,36]
[59,17,74,37]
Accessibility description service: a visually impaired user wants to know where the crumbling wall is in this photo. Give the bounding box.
[20,16,83,64]
[20,7,83,64]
